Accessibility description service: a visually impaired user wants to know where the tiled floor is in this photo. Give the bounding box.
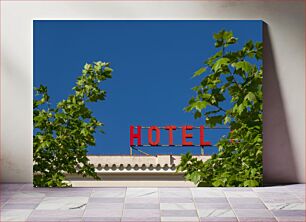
[0,184,305,222]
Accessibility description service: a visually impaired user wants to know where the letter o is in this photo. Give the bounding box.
[148,126,160,146]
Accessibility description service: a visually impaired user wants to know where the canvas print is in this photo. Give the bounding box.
[33,20,263,187]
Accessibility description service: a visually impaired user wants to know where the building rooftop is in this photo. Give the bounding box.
[87,155,210,173]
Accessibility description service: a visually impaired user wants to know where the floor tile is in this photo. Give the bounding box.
[265,202,305,210]
[122,217,161,221]
[83,208,123,217]
[231,204,267,209]
[2,203,38,209]
[125,203,159,209]
[0,184,24,191]
[191,188,225,197]
[91,188,126,198]
[86,202,123,209]
[26,217,83,221]
[261,197,302,204]
[36,196,88,210]
[159,188,191,192]
[277,184,304,190]
[125,197,159,203]
[29,209,84,217]
[225,191,258,198]
[276,217,306,222]
[253,186,290,193]
[83,217,121,222]
[7,197,44,204]
[198,209,235,217]
[20,184,36,191]
[200,217,238,222]
[194,197,228,203]
[238,218,277,222]
[291,192,305,201]
[222,188,252,192]
[228,198,266,209]
[0,209,32,221]
[161,209,198,217]
[122,209,160,217]
[92,187,125,191]
[10,191,45,199]
[228,197,263,204]
[160,197,194,203]
[126,188,158,198]
[257,192,296,197]
[234,209,274,218]
[89,197,125,203]
[162,216,199,222]
[272,209,305,217]
[196,202,231,209]
[230,201,266,209]
[159,188,192,198]
[1,196,10,205]
[43,191,92,197]
[160,203,196,210]
[257,192,301,203]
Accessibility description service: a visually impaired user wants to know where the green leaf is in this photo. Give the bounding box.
[245,40,254,50]
[206,115,224,127]
[215,40,223,48]
[237,103,245,115]
[194,111,202,119]
[195,101,208,112]
[212,58,230,72]
[244,180,259,187]
[188,171,201,184]
[223,31,233,42]
[245,92,256,102]
[232,61,252,73]
[200,93,211,100]
[84,63,92,71]
[212,180,223,187]
[227,37,238,45]
[192,67,207,78]
[213,30,225,40]
[205,51,222,66]
[104,67,113,73]
[224,116,231,124]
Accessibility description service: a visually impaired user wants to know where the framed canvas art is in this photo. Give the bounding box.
[33,20,263,187]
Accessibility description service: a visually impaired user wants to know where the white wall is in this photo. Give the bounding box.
[1,1,305,184]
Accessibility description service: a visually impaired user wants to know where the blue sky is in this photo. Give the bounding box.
[34,20,262,155]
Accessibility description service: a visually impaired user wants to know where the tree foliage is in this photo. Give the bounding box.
[177,30,263,187]
[33,61,113,187]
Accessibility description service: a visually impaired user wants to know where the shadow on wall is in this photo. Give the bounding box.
[263,22,297,185]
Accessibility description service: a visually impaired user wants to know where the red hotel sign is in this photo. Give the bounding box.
[129,125,212,147]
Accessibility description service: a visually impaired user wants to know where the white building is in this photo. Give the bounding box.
[67,155,210,187]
